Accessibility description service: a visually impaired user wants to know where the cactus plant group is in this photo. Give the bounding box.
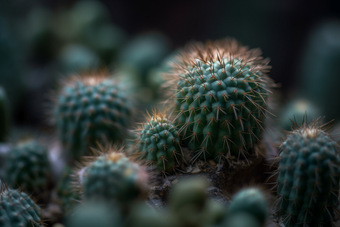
[166,39,273,162]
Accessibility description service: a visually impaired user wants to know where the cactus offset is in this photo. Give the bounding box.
[166,39,273,162]
[75,147,149,210]
[3,139,50,193]
[135,111,182,174]
[53,72,133,160]
[274,118,340,227]
[0,183,41,227]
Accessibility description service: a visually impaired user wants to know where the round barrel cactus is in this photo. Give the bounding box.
[53,73,133,160]
[275,119,340,227]
[76,148,149,209]
[135,112,182,174]
[0,183,41,227]
[166,39,273,162]
[3,139,50,193]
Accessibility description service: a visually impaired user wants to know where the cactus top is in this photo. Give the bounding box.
[165,39,273,162]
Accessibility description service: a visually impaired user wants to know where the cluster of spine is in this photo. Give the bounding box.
[0,86,10,142]
[0,183,41,227]
[3,139,50,193]
[166,39,273,162]
[75,147,149,210]
[274,119,340,227]
[53,73,133,160]
[225,188,268,227]
[135,111,182,174]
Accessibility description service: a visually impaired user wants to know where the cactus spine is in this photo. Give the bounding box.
[275,119,340,227]
[166,39,273,162]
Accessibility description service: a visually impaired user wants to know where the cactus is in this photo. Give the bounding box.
[0,183,41,227]
[166,39,273,162]
[224,213,261,227]
[227,188,268,226]
[274,119,340,227]
[53,73,133,160]
[3,139,50,193]
[67,201,121,227]
[168,177,225,227]
[75,147,149,210]
[0,86,10,142]
[56,166,80,213]
[135,111,182,174]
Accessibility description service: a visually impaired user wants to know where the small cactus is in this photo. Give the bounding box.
[53,73,133,160]
[3,138,50,193]
[0,183,41,227]
[274,118,340,227]
[165,39,273,162]
[227,188,268,226]
[135,111,182,174]
[75,147,149,210]
[0,86,10,142]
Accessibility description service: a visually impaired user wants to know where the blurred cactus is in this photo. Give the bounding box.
[223,213,261,227]
[76,148,149,211]
[0,183,41,227]
[274,119,340,227]
[168,177,225,227]
[53,73,133,160]
[58,44,100,73]
[0,86,10,142]
[299,20,340,121]
[166,39,273,162]
[56,166,80,213]
[135,111,182,174]
[278,98,321,131]
[67,201,121,227]
[227,188,268,226]
[3,139,50,193]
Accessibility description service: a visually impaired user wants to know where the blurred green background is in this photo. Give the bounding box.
[1,0,340,130]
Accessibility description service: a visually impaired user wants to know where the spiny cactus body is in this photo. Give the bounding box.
[135,112,182,174]
[0,184,41,227]
[228,188,268,226]
[167,39,272,162]
[0,86,10,142]
[169,177,225,227]
[3,139,50,193]
[54,73,133,160]
[76,147,149,209]
[275,119,340,227]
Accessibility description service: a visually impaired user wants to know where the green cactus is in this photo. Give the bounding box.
[0,86,10,142]
[275,119,340,227]
[135,112,182,174]
[228,188,268,226]
[3,139,50,193]
[56,166,80,213]
[168,177,226,227]
[76,148,149,210]
[0,183,41,227]
[167,39,272,162]
[54,73,133,160]
[224,213,261,227]
[67,201,121,227]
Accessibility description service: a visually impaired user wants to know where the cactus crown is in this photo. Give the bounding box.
[165,39,273,162]
[134,110,182,174]
[273,117,340,227]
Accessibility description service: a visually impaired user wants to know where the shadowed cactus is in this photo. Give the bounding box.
[53,72,134,161]
[273,118,340,227]
[0,86,10,142]
[165,39,273,163]
[134,111,182,174]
